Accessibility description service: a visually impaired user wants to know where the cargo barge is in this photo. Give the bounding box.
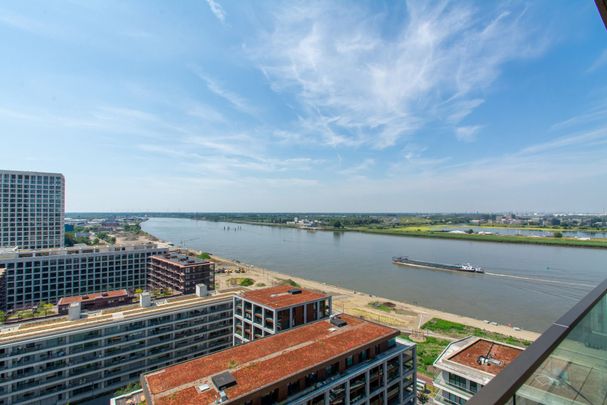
[392,256,484,273]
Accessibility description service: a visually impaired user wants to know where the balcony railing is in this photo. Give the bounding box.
[469,277,607,405]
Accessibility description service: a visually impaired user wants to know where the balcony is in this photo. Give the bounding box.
[469,278,607,405]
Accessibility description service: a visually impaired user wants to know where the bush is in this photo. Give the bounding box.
[197,252,211,260]
[553,231,563,238]
[239,278,255,287]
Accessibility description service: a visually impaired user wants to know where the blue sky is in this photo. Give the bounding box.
[1,1,606,212]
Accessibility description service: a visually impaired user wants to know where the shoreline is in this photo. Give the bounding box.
[188,218,607,250]
[209,254,540,343]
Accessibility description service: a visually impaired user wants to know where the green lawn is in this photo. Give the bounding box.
[406,335,451,375]
[422,318,531,347]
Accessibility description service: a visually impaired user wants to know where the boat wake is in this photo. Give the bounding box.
[483,272,594,288]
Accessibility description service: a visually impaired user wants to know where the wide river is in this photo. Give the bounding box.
[142,218,607,332]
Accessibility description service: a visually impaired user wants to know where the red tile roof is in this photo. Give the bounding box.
[57,289,129,306]
[143,314,398,405]
[447,339,523,375]
[240,285,328,309]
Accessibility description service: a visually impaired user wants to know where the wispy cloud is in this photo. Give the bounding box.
[250,1,548,149]
[206,0,226,24]
[587,49,607,73]
[192,70,256,116]
[339,159,375,176]
[0,9,50,34]
[455,125,482,142]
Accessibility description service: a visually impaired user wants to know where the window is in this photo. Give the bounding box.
[469,380,478,393]
[448,373,468,390]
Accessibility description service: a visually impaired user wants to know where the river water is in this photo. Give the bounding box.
[141,218,607,332]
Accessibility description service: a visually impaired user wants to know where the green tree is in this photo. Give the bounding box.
[553,231,563,238]
[134,288,143,295]
[466,229,474,234]
[0,310,6,324]
[332,220,343,228]
[197,252,211,260]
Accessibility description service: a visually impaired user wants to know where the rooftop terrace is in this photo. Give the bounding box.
[143,314,398,405]
[0,290,240,344]
[0,243,164,260]
[240,284,328,309]
[58,289,129,306]
[151,253,211,268]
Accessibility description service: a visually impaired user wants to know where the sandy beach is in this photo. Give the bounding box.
[210,254,540,342]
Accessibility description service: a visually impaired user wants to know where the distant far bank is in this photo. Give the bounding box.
[67,211,607,249]
[207,219,607,249]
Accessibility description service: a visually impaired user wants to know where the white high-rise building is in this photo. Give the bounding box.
[0,170,65,250]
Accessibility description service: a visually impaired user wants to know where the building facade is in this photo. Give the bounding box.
[147,253,215,295]
[142,314,417,405]
[433,337,523,405]
[233,285,332,344]
[0,292,235,405]
[0,170,65,250]
[0,244,168,310]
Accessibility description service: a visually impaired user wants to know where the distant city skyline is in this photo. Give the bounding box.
[1,1,606,212]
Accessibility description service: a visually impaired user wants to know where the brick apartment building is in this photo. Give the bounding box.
[147,253,215,295]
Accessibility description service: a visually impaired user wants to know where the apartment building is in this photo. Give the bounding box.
[147,252,215,295]
[433,337,523,405]
[0,290,236,405]
[233,285,332,344]
[142,314,417,405]
[0,170,65,250]
[0,244,168,310]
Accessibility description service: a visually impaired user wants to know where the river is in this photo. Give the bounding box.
[141,217,607,332]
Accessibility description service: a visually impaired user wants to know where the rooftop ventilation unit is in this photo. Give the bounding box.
[217,390,229,404]
[288,289,302,295]
[82,295,89,300]
[477,355,503,367]
[101,292,108,297]
[212,372,237,391]
[330,316,347,328]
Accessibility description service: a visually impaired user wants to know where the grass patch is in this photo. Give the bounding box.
[278,278,300,287]
[406,335,451,375]
[197,252,211,260]
[422,318,531,347]
[369,301,396,312]
[238,278,255,287]
[227,277,255,287]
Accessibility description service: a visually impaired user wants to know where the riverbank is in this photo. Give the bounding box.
[210,254,540,343]
[192,218,607,249]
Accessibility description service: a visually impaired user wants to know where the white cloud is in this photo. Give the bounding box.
[250,1,547,149]
[206,0,226,24]
[455,125,482,142]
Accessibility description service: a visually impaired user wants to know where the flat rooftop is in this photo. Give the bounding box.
[436,337,523,382]
[151,253,211,268]
[0,290,241,344]
[143,314,398,405]
[58,289,129,306]
[240,285,328,309]
[0,243,165,260]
